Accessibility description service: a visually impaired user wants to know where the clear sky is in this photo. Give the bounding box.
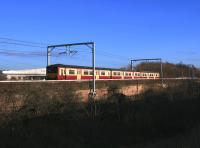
[0,0,200,69]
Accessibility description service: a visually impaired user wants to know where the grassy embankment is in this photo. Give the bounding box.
[0,80,200,148]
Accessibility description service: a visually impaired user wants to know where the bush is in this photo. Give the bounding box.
[20,88,79,118]
[0,80,200,147]
[107,83,120,96]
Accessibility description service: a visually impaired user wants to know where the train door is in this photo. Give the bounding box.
[77,69,82,80]
[96,70,99,79]
[58,67,66,80]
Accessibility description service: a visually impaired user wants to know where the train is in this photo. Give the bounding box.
[46,64,160,80]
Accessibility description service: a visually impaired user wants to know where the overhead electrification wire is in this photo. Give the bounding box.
[0,48,65,57]
[0,37,131,60]
[0,37,48,46]
[77,48,131,60]
[0,41,46,48]
[0,37,131,59]
[0,37,132,69]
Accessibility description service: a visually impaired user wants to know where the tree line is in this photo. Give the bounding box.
[123,62,200,78]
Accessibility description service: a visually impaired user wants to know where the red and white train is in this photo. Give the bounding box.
[46,64,160,80]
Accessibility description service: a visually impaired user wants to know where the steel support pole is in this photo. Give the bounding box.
[47,42,96,97]
[131,60,133,71]
[92,42,96,96]
[131,58,164,85]
[47,47,51,66]
[160,59,164,85]
[192,65,195,79]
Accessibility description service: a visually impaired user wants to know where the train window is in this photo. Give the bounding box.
[64,69,66,75]
[84,70,88,75]
[113,72,120,76]
[89,71,93,75]
[69,70,75,75]
[101,71,105,76]
[129,73,131,76]
[125,73,128,76]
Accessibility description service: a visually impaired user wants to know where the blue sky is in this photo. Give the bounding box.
[0,0,200,69]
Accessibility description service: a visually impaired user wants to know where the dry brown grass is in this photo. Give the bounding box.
[0,80,199,147]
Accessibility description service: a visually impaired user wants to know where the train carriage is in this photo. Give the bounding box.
[155,73,160,79]
[46,64,160,80]
[81,68,94,80]
[46,65,59,80]
[99,70,111,79]
[111,71,123,79]
[133,72,141,79]
[124,71,133,79]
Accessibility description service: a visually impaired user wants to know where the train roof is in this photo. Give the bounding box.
[47,64,159,73]
[47,64,128,71]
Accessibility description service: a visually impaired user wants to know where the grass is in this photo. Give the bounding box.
[0,80,200,148]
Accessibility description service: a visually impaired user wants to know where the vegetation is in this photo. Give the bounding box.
[124,62,200,78]
[0,80,200,147]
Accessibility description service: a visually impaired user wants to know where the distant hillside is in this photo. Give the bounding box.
[124,62,200,78]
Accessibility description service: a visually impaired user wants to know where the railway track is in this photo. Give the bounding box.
[0,78,199,83]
